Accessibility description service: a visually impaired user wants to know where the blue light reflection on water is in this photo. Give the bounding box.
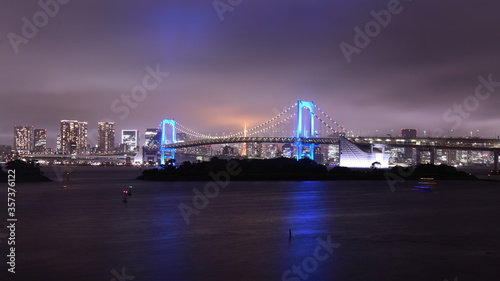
[283,181,341,280]
[286,181,334,236]
[12,167,500,281]
[139,180,342,280]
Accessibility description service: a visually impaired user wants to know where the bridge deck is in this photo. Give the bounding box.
[159,137,340,149]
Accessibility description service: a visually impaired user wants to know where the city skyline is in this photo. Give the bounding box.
[3,114,495,150]
[8,120,159,154]
[2,1,500,145]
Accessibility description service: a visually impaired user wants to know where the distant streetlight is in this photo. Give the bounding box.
[451,129,453,138]
[424,130,427,137]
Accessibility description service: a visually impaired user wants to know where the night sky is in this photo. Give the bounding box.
[1,0,500,147]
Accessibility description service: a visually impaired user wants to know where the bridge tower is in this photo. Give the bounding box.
[160,119,177,165]
[295,100,315,160]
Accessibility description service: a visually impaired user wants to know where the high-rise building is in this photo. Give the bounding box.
[222,145,238,156]
[34,129,47,153]
[56,134,61,153]
[60,120,77,154]
[144,128,158,146]
[195,145,213,156]
[401,128,417,138]
[98,122,115,153]
[60,120,88,154]
[78,122,88,153]
[13,125,34,153]
[264,144,278,158]
[246,142,262,158]
[327,144,340,164]
[282,143,293,158]
[314,146,324,165]
[122,130,138,151]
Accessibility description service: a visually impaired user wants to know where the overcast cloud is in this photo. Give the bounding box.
[1,0,500,146]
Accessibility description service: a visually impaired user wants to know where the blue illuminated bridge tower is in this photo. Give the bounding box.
[155,100,348,164]
[159,119,176,165]
[295,100,316,160]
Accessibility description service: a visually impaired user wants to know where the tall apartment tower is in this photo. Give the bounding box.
[60,120,88,154]
[121,130,139,151]
[34,129,47,153]
[56,134,61,153]
[98,122,115,153]
[78,122,88,153]
[13,125,34,153]
[144,128,159,146]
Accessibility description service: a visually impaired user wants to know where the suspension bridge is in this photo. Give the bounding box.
[144,100,391,168]
[142,99,500,169]
[18,100,500,168]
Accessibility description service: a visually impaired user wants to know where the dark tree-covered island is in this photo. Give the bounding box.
[0,160,51,182]
[137,157,479,181]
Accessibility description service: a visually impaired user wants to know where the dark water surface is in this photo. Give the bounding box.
[2,166,500,281]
